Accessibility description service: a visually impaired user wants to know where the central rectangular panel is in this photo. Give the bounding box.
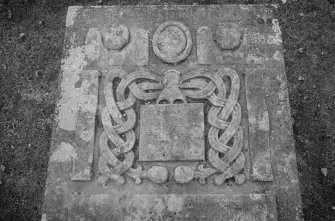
[139,103,205,161]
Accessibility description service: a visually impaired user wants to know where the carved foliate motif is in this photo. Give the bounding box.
[98,68,245,186]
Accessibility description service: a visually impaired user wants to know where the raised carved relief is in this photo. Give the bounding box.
[98,68,245,186]
[197,24,247,65]
[101,25,130,50]
[85,25,149,66]
[152,21,192,64]
[214,23,243,50]
[181,68,245,185]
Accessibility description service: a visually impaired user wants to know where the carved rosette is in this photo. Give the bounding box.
[98,68,245,186]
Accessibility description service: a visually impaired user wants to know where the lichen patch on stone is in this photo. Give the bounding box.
[50,142,77,162]
[85,28,101,61]
[267,19,283,45]
[258,111,269,131]
[66,6,82,27]
[167,195,184,213]
[41,213,48,221]
[89,194,110,207]
[239,5,252,11]
[58,46,87,131]
[249,194,263,201]
[273,50,284,62]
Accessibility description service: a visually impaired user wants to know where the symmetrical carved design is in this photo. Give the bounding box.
[99,68,245,186]
[152,21,192,64]
[156,70,186,104]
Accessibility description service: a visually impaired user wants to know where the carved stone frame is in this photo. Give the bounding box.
[98,67,245,186]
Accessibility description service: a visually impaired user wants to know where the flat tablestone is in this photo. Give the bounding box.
[42,5,303,221]
[139,103,205,162]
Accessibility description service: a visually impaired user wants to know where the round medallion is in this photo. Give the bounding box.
[214,23,243,50]
[153,21,192,64]
[147,166,169,184]
[234,174,246,185]
[174,166,194,184]
[102,24,129,50]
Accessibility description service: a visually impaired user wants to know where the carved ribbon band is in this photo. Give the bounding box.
[180,69,245,185]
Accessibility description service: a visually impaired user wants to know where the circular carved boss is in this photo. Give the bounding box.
[102,25,129,50]
[152,21,192,64]
[214,23,243,50]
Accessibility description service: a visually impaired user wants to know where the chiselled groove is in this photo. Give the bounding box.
[181,68,245,185]
[99,68,164,184]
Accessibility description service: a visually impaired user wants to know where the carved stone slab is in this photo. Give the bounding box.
[139,103,205,161]
[42,5,303,221]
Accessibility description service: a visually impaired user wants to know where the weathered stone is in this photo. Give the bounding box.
[43,5,303,221]
[85,27,149,66]
[147,166,169,184]
[214,23,243,50]
[174,166,194,184]
[234,173,246,185]
[71,70,99,180]
[246,70,274,181]
[139,103,205,161]
[101,24,129,50]
[156,70,186,104]
[44,193,278,221]
[153,21,192,64]
[197,17,281,67]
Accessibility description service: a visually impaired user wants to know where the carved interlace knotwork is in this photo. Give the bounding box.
[99,69,168,185]
[180,68,245,185]
[99,68,244,185]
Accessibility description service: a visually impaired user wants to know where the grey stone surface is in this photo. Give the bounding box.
[45,193,277,221]
[71,70,99,181]
[139,103,205,161]
[174,165,195,183]
[246,70,274,181]
[42,5,303,221]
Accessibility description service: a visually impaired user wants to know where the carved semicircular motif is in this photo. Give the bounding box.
[152,21,192,64]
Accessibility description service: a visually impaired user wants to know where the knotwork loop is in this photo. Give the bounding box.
[181,68,245,185]
[98,68,162,184]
